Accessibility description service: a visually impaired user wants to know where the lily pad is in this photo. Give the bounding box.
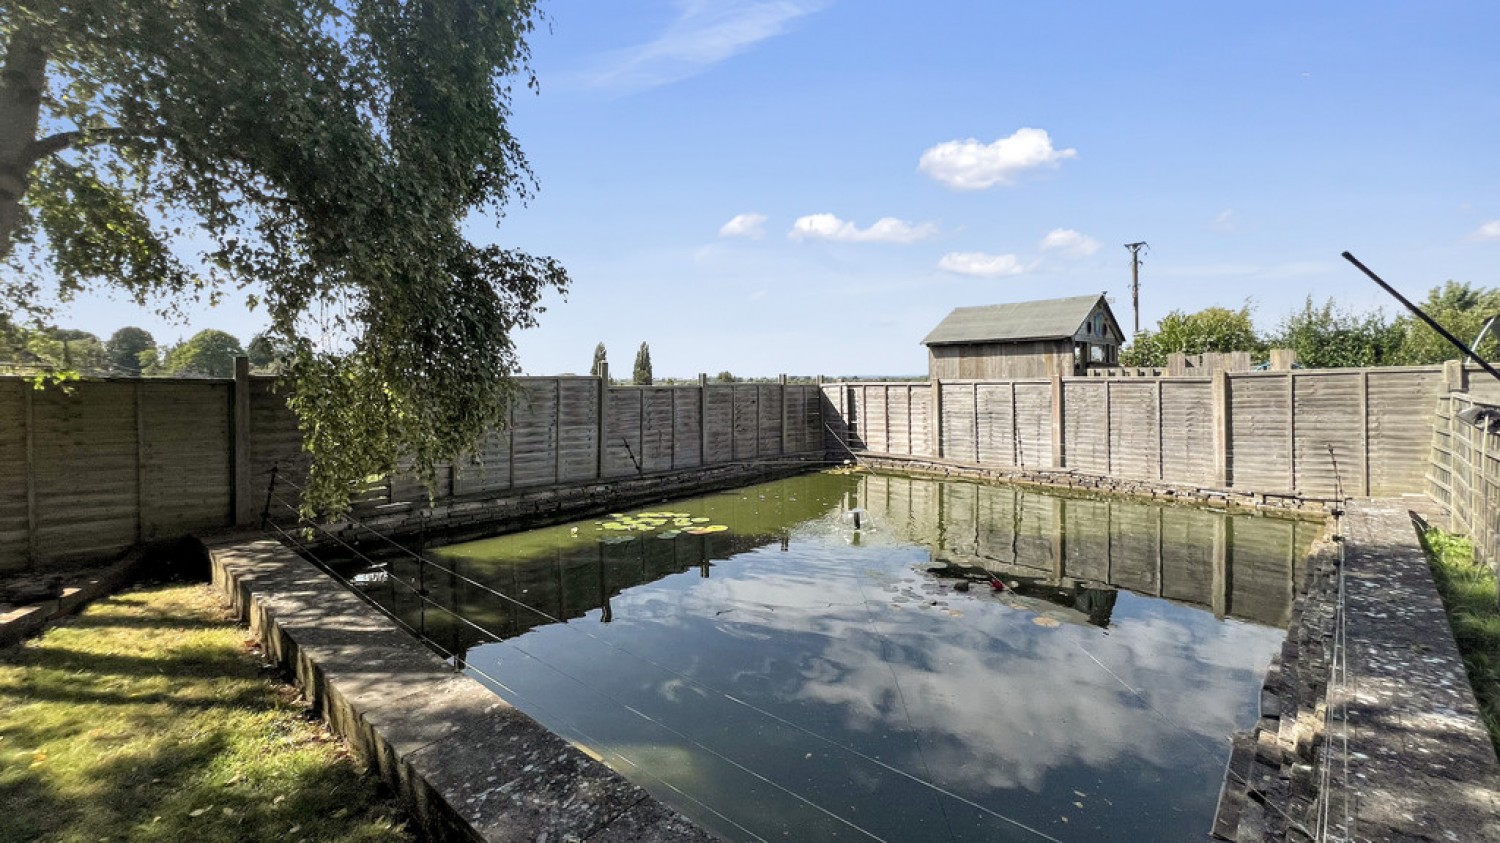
[657,530,681,539]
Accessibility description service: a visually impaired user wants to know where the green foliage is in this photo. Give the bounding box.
[1420,526,1500,754]
[1391,281,1500,365]
[246,331,290,372]
[1120,304,1261,367]
[1269,297,1404,369]
[715,371,737,383]
[1,0,567,517]
[633,341,653,386]
[105,325,154,373]
[591,342,608,378]
[162,328,244,378]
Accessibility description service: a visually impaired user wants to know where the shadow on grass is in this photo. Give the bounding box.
[0,584,409,843]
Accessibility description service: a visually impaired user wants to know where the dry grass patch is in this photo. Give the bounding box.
[0,583,411,843]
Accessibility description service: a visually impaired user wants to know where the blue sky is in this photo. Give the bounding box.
[61,1,1500,377]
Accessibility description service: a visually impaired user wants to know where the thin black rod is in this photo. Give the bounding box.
[1342,250,1500,385]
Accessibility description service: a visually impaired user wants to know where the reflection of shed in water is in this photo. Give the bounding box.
[853,473,1316,627]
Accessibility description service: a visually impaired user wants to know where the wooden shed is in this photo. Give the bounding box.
[922,294,1125,379]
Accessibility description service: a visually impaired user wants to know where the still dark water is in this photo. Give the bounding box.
[341,472,1319,842]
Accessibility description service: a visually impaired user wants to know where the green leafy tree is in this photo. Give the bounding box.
[245,332,291,372]
[0,0,567,516]
[591,342,608,378]
[633,341,653,385]
[1268,298,1403,369]
[1390,281,1500,365]
[1121,305,1262,367]
[24,327,107,372]
[715,370,737,383]
[162,329,243,378]
[105,326,155,374]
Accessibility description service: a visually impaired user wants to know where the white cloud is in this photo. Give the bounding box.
[1038,228,1100,258]
[1212,209,1236,232]
[719,212,768,239]
[918,127,1077,190]
[1473,220,1500,241]
[579,1,828,91]
[938,251,1028,278]
[788,213,938,244]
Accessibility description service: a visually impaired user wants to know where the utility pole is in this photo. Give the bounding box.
[1124,241,1148,336]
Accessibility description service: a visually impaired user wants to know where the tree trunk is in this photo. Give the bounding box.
[0,24,48,262]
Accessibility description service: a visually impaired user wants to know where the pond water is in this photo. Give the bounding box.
[338,472,1320,842]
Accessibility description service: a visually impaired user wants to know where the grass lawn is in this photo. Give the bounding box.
[0,583,412,843]
[1421,527,1500,757]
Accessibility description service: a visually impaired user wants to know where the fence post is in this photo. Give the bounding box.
[233,356,255,526]
[931,379,943,459]
[1212,369,1230,487]
[596,362,609,479]
[23,385,35,564]
[699,374,709,465]
[780,374,789,456]
[1050,376,1065,469]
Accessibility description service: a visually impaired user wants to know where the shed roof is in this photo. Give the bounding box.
[922,294,1113,346]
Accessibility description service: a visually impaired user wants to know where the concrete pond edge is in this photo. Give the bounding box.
[207,534,718,843]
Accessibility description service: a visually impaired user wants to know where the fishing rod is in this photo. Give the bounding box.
[1342,251,1500,385]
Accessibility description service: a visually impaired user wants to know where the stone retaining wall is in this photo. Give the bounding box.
[208,535,717,843]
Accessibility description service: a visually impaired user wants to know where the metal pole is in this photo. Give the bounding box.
[1343,251,1500,385]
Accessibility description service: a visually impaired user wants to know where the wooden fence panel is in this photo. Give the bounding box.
[732,386,759,461]
[31,383,139,562]
[1064,381,1109,475]
[1368,369,1446,495]
[859,386,887,453]
[604,387,643,477]
[941,383,976,461]
[641,388,676,473]
[1291,372,1364,497]
[975,383,1016,468]
[510,380,559,488]
[249,378,307,489]
[558,379,601,482]
[673,388,703,469]
[704,386,734,464]
[1014,382,1053,468]
[1228,374,1291,491]
[886,386,911,455]
[1160,380,1214,485]
[759,385,784,456]
[1109,382,1159,481]
[454,430,512,495]
[0,381,28,571]
[140,382,233,536]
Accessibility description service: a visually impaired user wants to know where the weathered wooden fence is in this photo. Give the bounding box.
[822,366,1450,499]
[1427,369,1500,569]
[0,371,824,572]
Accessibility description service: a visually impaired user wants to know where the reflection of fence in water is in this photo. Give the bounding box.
[342,530,779,660]
[855,473,1315,627]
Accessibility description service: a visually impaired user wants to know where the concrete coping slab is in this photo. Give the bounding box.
[206,534,718,843]
[1334,500,1500,842]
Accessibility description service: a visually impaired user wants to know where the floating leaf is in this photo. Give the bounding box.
[690,517,711,523]
[657,530,681,539]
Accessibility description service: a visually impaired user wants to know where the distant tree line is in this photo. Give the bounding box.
[1121,282,1500,369]
[0,321,289,378]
